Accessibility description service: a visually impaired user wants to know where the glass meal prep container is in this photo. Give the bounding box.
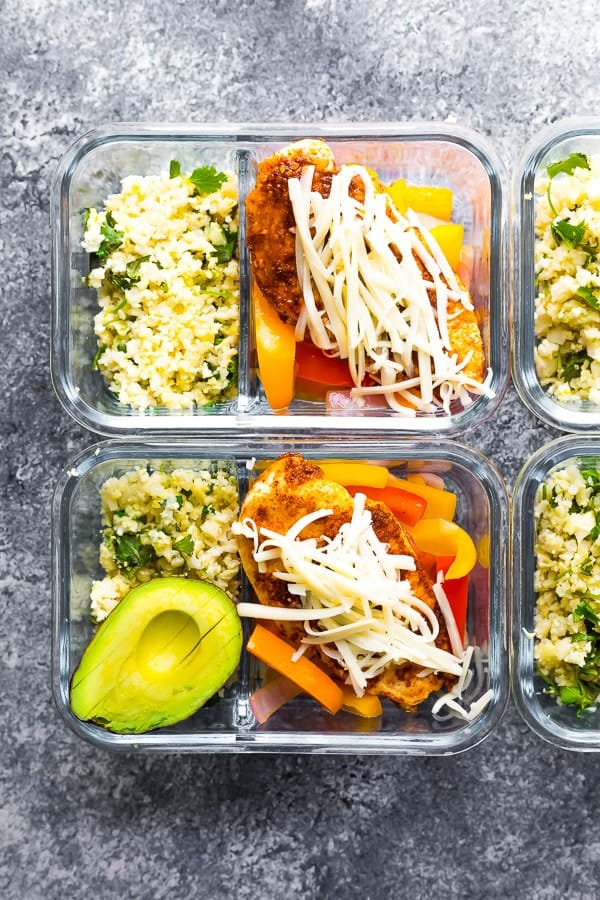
[51,122,508,437]
[513,117,600,432]
[52,436,508,755]
[512,434,600,751]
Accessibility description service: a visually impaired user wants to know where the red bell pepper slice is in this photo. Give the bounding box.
[436,554,469,641]
[294,341,354,387]
[346,484,427,527]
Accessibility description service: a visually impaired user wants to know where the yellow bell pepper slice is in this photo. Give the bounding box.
[385,178,408,215]
[405,184,453,220]
[387,474,457,521]
[477,533,490,570]
[409,518,477,579]
[318,461,389,489]
[342,687,382,718]
[429,223,464,272]
[253,286,296,411]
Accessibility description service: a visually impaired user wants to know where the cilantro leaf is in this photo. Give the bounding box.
[547,153,590,179]
[96,211,124,259]
[113,535,156,571]
[559,349,588,383]
[213,226,237,263]
[576,286,600,310]
[105,255,150,292]
[169,160,181,179]
[551,219,587,248]
[125,255,150,279]
[174,534,194,554]
[226,355,238,387]
[574,599,600,627]
[188,166,227,195]
[558,681,599,713]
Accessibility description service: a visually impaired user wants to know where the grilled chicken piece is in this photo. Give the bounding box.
[246,139,337,325]
[236,453,455,712]
[246,139,485,385]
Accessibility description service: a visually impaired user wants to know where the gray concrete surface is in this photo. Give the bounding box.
[2,0,600,897]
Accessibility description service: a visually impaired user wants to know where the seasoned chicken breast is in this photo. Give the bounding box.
[236,453,455,712]
[245,139,485,385]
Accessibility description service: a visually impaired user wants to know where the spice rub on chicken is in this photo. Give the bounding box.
[245,139,488,410]
[245,139,338,325]
[235,453,457,712]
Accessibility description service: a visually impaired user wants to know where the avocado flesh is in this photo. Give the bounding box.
[70,577,242,734]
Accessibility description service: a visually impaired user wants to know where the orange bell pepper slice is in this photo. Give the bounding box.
[409,518,477,579]
[246,625,344,715]
[253,286,296,411]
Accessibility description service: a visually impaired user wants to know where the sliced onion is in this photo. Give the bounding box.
[417,472,446,490]
[249,675,303,724]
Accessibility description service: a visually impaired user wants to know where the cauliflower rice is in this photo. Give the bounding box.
[90,465,240,623]
[534,152,600,404]
[83,165,239,410]
[534,462,600,712]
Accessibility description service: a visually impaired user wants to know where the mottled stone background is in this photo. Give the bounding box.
[2,0,600,897]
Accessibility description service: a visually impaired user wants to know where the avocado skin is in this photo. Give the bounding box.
[70,577,242,734]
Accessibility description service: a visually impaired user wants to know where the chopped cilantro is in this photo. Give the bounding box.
[213,226,238,263]
[574,599,600,627]
[174,534,194,554]
[558,681,598,714]
[113,534,156,571]
[116,342,127,352]
[82,208,91,228]
[169,160,182,179]
[202,503,216,520]
[92,344,106,370]
[105,255,150,292]
[576,286,600,310]
[126,255,150,279]
[581,556,595,576]
[547,153,590,179]
[181,488,193,499]
[559,349,588,383]
[546,153,591,218]
[160,281,168,292]
[189,166,227,195]
[96,211,124,259]
[175,494,184,508]
[226,355,238,387]
[551,219,587,249]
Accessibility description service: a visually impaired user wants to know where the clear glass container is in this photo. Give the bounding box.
[512,117,600,431]
[52,436,508,754]
[51,122,508,437]
[512,434,600,750]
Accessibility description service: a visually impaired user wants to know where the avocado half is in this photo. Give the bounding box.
[70,577,242,734]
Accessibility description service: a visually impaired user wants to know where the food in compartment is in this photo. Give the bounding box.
[89,465,240,622]
[534,152,600,404]
[82,162,239,410]
[70,464,242,733]
[246,139,492,414]
[233,453,491,723]
[70,577,242,734]
[533,462,600,714]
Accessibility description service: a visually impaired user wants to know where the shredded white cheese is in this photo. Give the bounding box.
[233,494,483,712]
[288,165,493,415]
